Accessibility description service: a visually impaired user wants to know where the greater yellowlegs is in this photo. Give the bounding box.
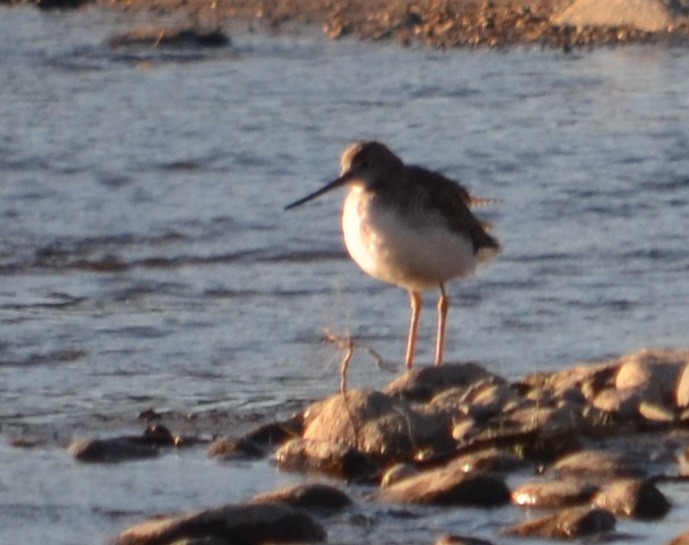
[286,141,499,369]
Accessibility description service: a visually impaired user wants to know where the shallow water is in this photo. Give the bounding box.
[1,6,689,544]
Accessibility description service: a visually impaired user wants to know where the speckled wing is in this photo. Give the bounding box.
[405,167,500,256]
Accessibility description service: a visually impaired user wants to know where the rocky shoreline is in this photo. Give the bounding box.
[4,0,689,48]
[53,347,689,544]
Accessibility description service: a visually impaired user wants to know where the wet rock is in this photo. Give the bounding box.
[208,436,263,460]
[243,419,301,447]
[552,0,671,32]
[302,389,452,460]
[380,463,419,487]
[110,503,325,545]
[435,534,495,545]
[507,506,616,539]
[384,362,498,402]
[450,448,527,474]
[250,483,352,512]
[377,457,510,506]
[592,479,671,519]
[69,438,158,463]
[107,26,231,49]
[512,478,599,508]
[275,438,380,480]
[553,449,646,479]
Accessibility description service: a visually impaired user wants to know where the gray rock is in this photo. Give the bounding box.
[593,479,670,519]
[507,506,616,539]
[512,478,599,508]
[69,438,158,463]
[110,503,325,545]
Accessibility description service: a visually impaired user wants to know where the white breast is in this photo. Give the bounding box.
[341,187,484,291]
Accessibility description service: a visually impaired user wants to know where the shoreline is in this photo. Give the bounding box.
[93,0,689,49]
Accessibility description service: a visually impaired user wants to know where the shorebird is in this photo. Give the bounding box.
[285,141,499,369]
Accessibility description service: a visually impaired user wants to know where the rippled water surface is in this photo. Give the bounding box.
[2,6,689,544]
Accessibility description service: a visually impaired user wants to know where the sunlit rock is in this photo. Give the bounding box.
[592,479,670,519]
[110,503,325,545]
[507,506,616,539]
[512,478,599,508]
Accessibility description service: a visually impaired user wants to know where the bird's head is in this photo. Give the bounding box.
[285,141,404,210]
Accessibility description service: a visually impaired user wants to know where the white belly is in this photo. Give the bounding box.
[341,187,482,291]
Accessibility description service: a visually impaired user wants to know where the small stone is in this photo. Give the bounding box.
[507,506,616,539]
[592,479,670,519]
[638,401,675,422]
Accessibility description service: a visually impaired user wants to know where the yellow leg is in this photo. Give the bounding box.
[435,283,448,366]
[405,290,422,369]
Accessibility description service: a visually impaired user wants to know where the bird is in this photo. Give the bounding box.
[285,141,499,369]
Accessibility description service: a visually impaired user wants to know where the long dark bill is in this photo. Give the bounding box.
[284,172,354,211]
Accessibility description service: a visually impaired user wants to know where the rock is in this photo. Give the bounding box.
[208,436,263,460]
[377,458,510,506]
[551,0,671,32]
[512,478,599,508]
[69,438,158,463]
[638,401,676,422]
[591,387,640,417]
[434,534,495,545]
[380,463,419,487]
[450,448,527,474]
[669,529,689,545]
[275,438,380,480]
[676,362,689,408]
[110,503,325,545]
[452,418,480,442]
[243,420,301,446]
[107,27,231,49]
[384,363,498,402]
[507,506,616,539]
[302,389,452,460]
[250,483,352,512]
[592,479,670,519]
[553,449,646,479]
[615,349,686,405]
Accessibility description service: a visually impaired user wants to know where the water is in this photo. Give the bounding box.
[1,5,689,544]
